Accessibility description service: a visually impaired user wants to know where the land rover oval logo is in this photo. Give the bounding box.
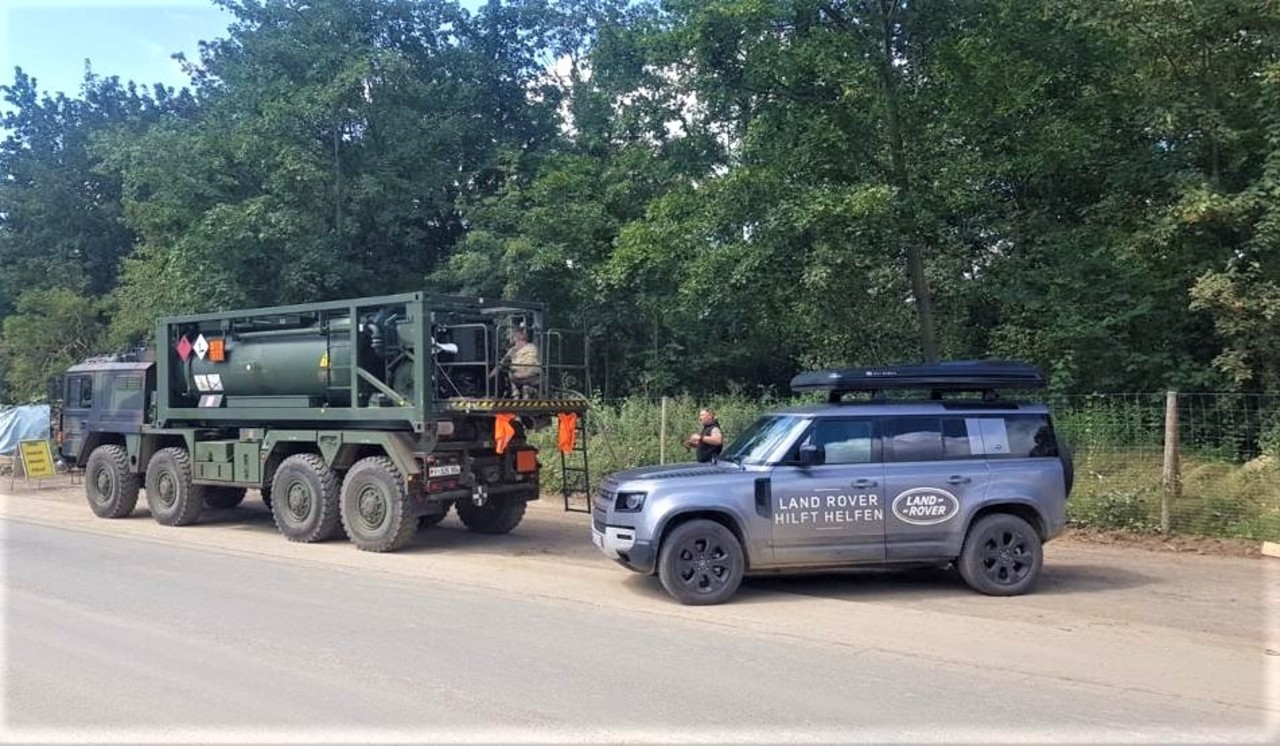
[892,487,960,526]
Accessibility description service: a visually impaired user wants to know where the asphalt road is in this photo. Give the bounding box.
[2,513,1272,743]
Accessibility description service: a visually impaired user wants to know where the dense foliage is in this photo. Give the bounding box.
[1,0,1277,401]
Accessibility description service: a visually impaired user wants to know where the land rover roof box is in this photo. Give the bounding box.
[791,360,1046,402]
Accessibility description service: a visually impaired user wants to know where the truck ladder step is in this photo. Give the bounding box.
[560,413,591,513]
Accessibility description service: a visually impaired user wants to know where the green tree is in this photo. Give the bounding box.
[434,0,708,395]
[0,68,192,314]
[0,288,108,401]
[1189,58,1280,392]
[104,0,565,343]
[586,1,975,390]
[968,0,1279,392]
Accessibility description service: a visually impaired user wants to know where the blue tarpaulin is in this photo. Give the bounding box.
[0,405,50,456]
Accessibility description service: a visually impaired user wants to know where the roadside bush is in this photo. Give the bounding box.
[1259,413,1280,459]
[1069,490,1161,533]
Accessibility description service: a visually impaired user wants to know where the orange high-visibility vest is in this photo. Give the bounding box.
[494,413,516,454]
[557,412,578,453]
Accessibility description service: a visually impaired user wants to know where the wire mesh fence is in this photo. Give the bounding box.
[1047,393,1279,540]
[530,392,1280,541]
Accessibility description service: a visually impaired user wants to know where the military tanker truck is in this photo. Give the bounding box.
[52,292,590,552]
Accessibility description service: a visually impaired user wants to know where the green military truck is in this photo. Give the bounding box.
[52,292,590,552]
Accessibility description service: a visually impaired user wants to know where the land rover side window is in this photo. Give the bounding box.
[805,419,875,464]
[721,415,808,465]
[962,414,1057,458]
[883,416,976,462]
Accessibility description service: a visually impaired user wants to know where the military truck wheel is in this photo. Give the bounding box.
[144,447,205,526]
[455,497,526,534]
[270,454,343,543]
[418,504,450,529]
[259,454,281,510]
[340,456,416,552]
[85,445,140,519]
[204,487,247,510]
[957,513,1043,596]
[657,519,744,606]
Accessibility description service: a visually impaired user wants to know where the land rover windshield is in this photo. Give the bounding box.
[720,414,808,465]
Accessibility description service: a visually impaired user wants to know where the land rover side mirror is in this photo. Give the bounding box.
[799,443,825,467]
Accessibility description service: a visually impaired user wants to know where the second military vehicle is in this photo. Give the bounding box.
[53,292,590,552]
[591,361,1072,604]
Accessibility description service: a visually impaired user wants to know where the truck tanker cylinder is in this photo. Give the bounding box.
[183,317,380,406]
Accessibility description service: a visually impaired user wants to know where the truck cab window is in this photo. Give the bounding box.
[69,377,93,408]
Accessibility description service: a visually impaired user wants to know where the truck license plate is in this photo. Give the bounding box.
[428,464,461,477]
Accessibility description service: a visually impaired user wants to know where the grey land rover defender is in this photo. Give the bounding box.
[591,361,1073,605]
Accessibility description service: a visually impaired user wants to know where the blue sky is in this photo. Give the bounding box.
[1,0,237,98]
[2,0,493,100]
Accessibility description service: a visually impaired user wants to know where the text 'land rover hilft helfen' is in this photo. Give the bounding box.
[592,361,1074,605]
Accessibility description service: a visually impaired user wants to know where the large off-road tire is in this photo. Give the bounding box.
[340,456,417,553]
[270,454,343,543]
[259,454,284,509]
[84,444,140,519]
[455,497,526,535]
[957,513,1043,596]
[204,486,247,510]
[144,447,205,526]
[418,503,451,529]
[657,519,745,606]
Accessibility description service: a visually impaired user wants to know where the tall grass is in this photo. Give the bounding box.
[530,394,787,485]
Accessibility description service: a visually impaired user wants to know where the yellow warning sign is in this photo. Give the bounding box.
[18,439,56,479]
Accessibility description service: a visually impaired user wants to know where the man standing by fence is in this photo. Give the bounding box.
[684,408,724,463]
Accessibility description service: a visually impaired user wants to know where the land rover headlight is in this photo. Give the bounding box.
[615,491,647,512]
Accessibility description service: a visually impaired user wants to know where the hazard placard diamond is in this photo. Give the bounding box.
[175,335,193,362]
[193,334,209,360]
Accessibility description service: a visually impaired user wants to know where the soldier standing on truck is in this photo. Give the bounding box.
[506,327,541,399]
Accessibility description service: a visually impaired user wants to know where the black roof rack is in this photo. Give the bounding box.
[791,360,1046,403]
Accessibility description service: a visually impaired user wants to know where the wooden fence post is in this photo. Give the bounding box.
[1161,390,1180,534]
[660,396,669,465]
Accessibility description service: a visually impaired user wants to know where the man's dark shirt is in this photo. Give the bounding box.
[697,420,723,463]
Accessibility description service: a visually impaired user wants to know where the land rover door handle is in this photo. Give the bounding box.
[852,478,878,488]
[946,475,971,485]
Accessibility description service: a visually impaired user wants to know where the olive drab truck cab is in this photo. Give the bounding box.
[52,292,590,553]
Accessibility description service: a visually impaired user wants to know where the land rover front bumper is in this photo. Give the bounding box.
[592,507,656,574]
